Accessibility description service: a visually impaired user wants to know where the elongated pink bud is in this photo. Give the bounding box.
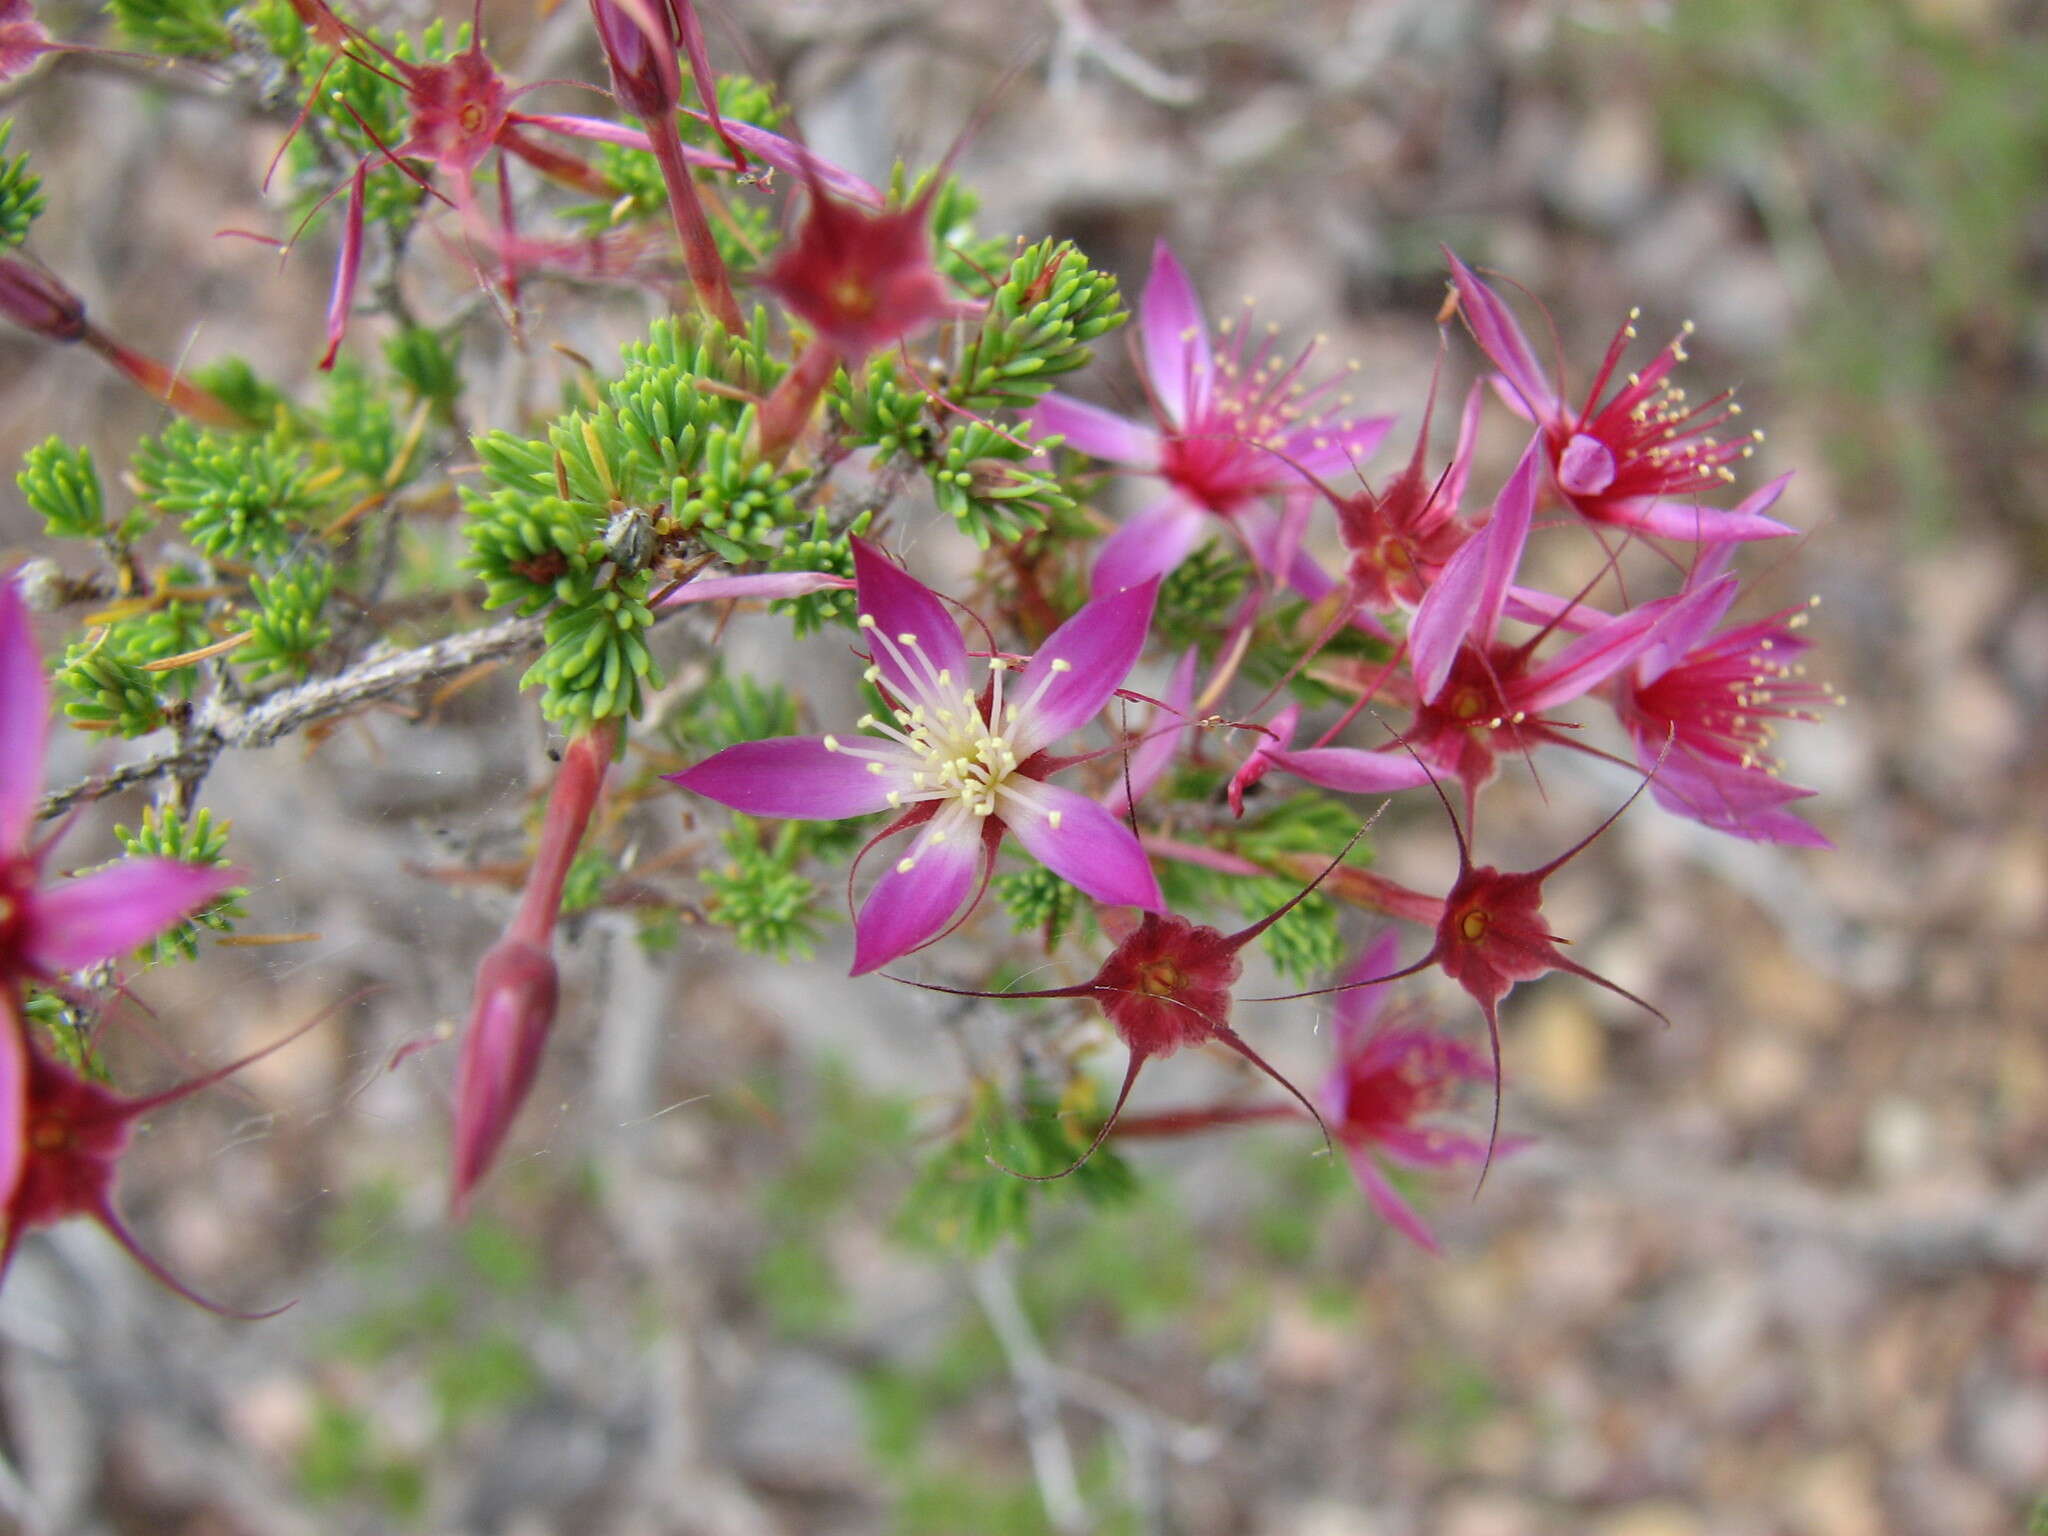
[451,721,615,1215]
[450,936,559,1218]
[0,252,86,342]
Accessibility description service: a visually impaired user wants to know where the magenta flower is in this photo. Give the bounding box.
[1328,372,1484,611]
[1032,241,1393,596]
[1403,436,1676,803]
[1611,564,1832,847]
[1264,771,1667,1170]
[1446,250,1794,543]
[897,900,1334,1181]
[0,580,240,994]
[0,996,310,1316]
[752,164,973,463]
[1,576,240,1219]
[669,540,1164,975]
[1319,932,1509,1253]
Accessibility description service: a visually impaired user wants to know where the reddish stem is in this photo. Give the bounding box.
[81,329,246,430]
[644,112,741,332]
[1110,1103,1302,1138]
[754,335,840,465]
[500,122,615,197]
[511,719,618,946]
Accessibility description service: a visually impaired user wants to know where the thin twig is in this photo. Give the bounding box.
[969,1253,1090,1536]
[1043,0,1201,105]
[35,613,551,820]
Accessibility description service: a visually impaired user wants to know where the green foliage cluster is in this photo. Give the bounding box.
[107,0,233,55]
[825,230,1125,550]
[466,311,851,722]
[131,421,320,562]
[57,641,165,737]
[242,561,335,680]
[994,864,1090,948]
[952,239,1126,413]
[17,438,109,542]
[0,120,45,248]
[767,506,872,633]
[702,819,823,961]
[113,806,246,964]
[1154,540,1249,652]
[32,344,430,735]
[899,1078,1135,1257]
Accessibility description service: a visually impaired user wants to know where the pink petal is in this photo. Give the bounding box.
[1437,380,1486,517]
[1330,930,1404,1048]
[1444,248,1561,425]
[1284,414,1396,480]
[1597,470,1798,543]
[1635,739,1831,849]
[1239,498,1344,605]
[21,858,240,974]
[1346,1144,1441,1254]
[667,735,913,820]
[1409,434,1542,702]
[850,810,983,975]
[657,571,854,607]
[1089,499,1209,599]
[1028,393,1161,467]
[1501,585,1605,634]
[1227,703,1298,816]
[683,112,887,208]
[1634,572,1740,684]
[1265,745,1437,797]
[0,989,24,1218]
[1139,240,1211,427]
[1513,597,1675,715]
[1379,1124,1491,1168]
[1556,432,1616,496]
[851,539,973,711]
[998,779,1162,911]
[1006,578,1160,759]
[1108,645,1198,815]
[317,160,367,371]
[0,572,50,850]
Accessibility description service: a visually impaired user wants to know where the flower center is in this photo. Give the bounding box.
[29,1116,69,1154]
[1137,959,1184,997]
[1459,908,1489,942]
[825,618,1075,825]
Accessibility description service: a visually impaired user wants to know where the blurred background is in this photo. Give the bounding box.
[1,1,2045,1532]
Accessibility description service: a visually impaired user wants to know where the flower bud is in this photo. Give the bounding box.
[587,0,682,120]
[450,937,560,1217]
[0,252,85,343]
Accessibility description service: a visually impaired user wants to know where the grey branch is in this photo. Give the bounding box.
[970,1253,1091,1536]
[35,614,550,821]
